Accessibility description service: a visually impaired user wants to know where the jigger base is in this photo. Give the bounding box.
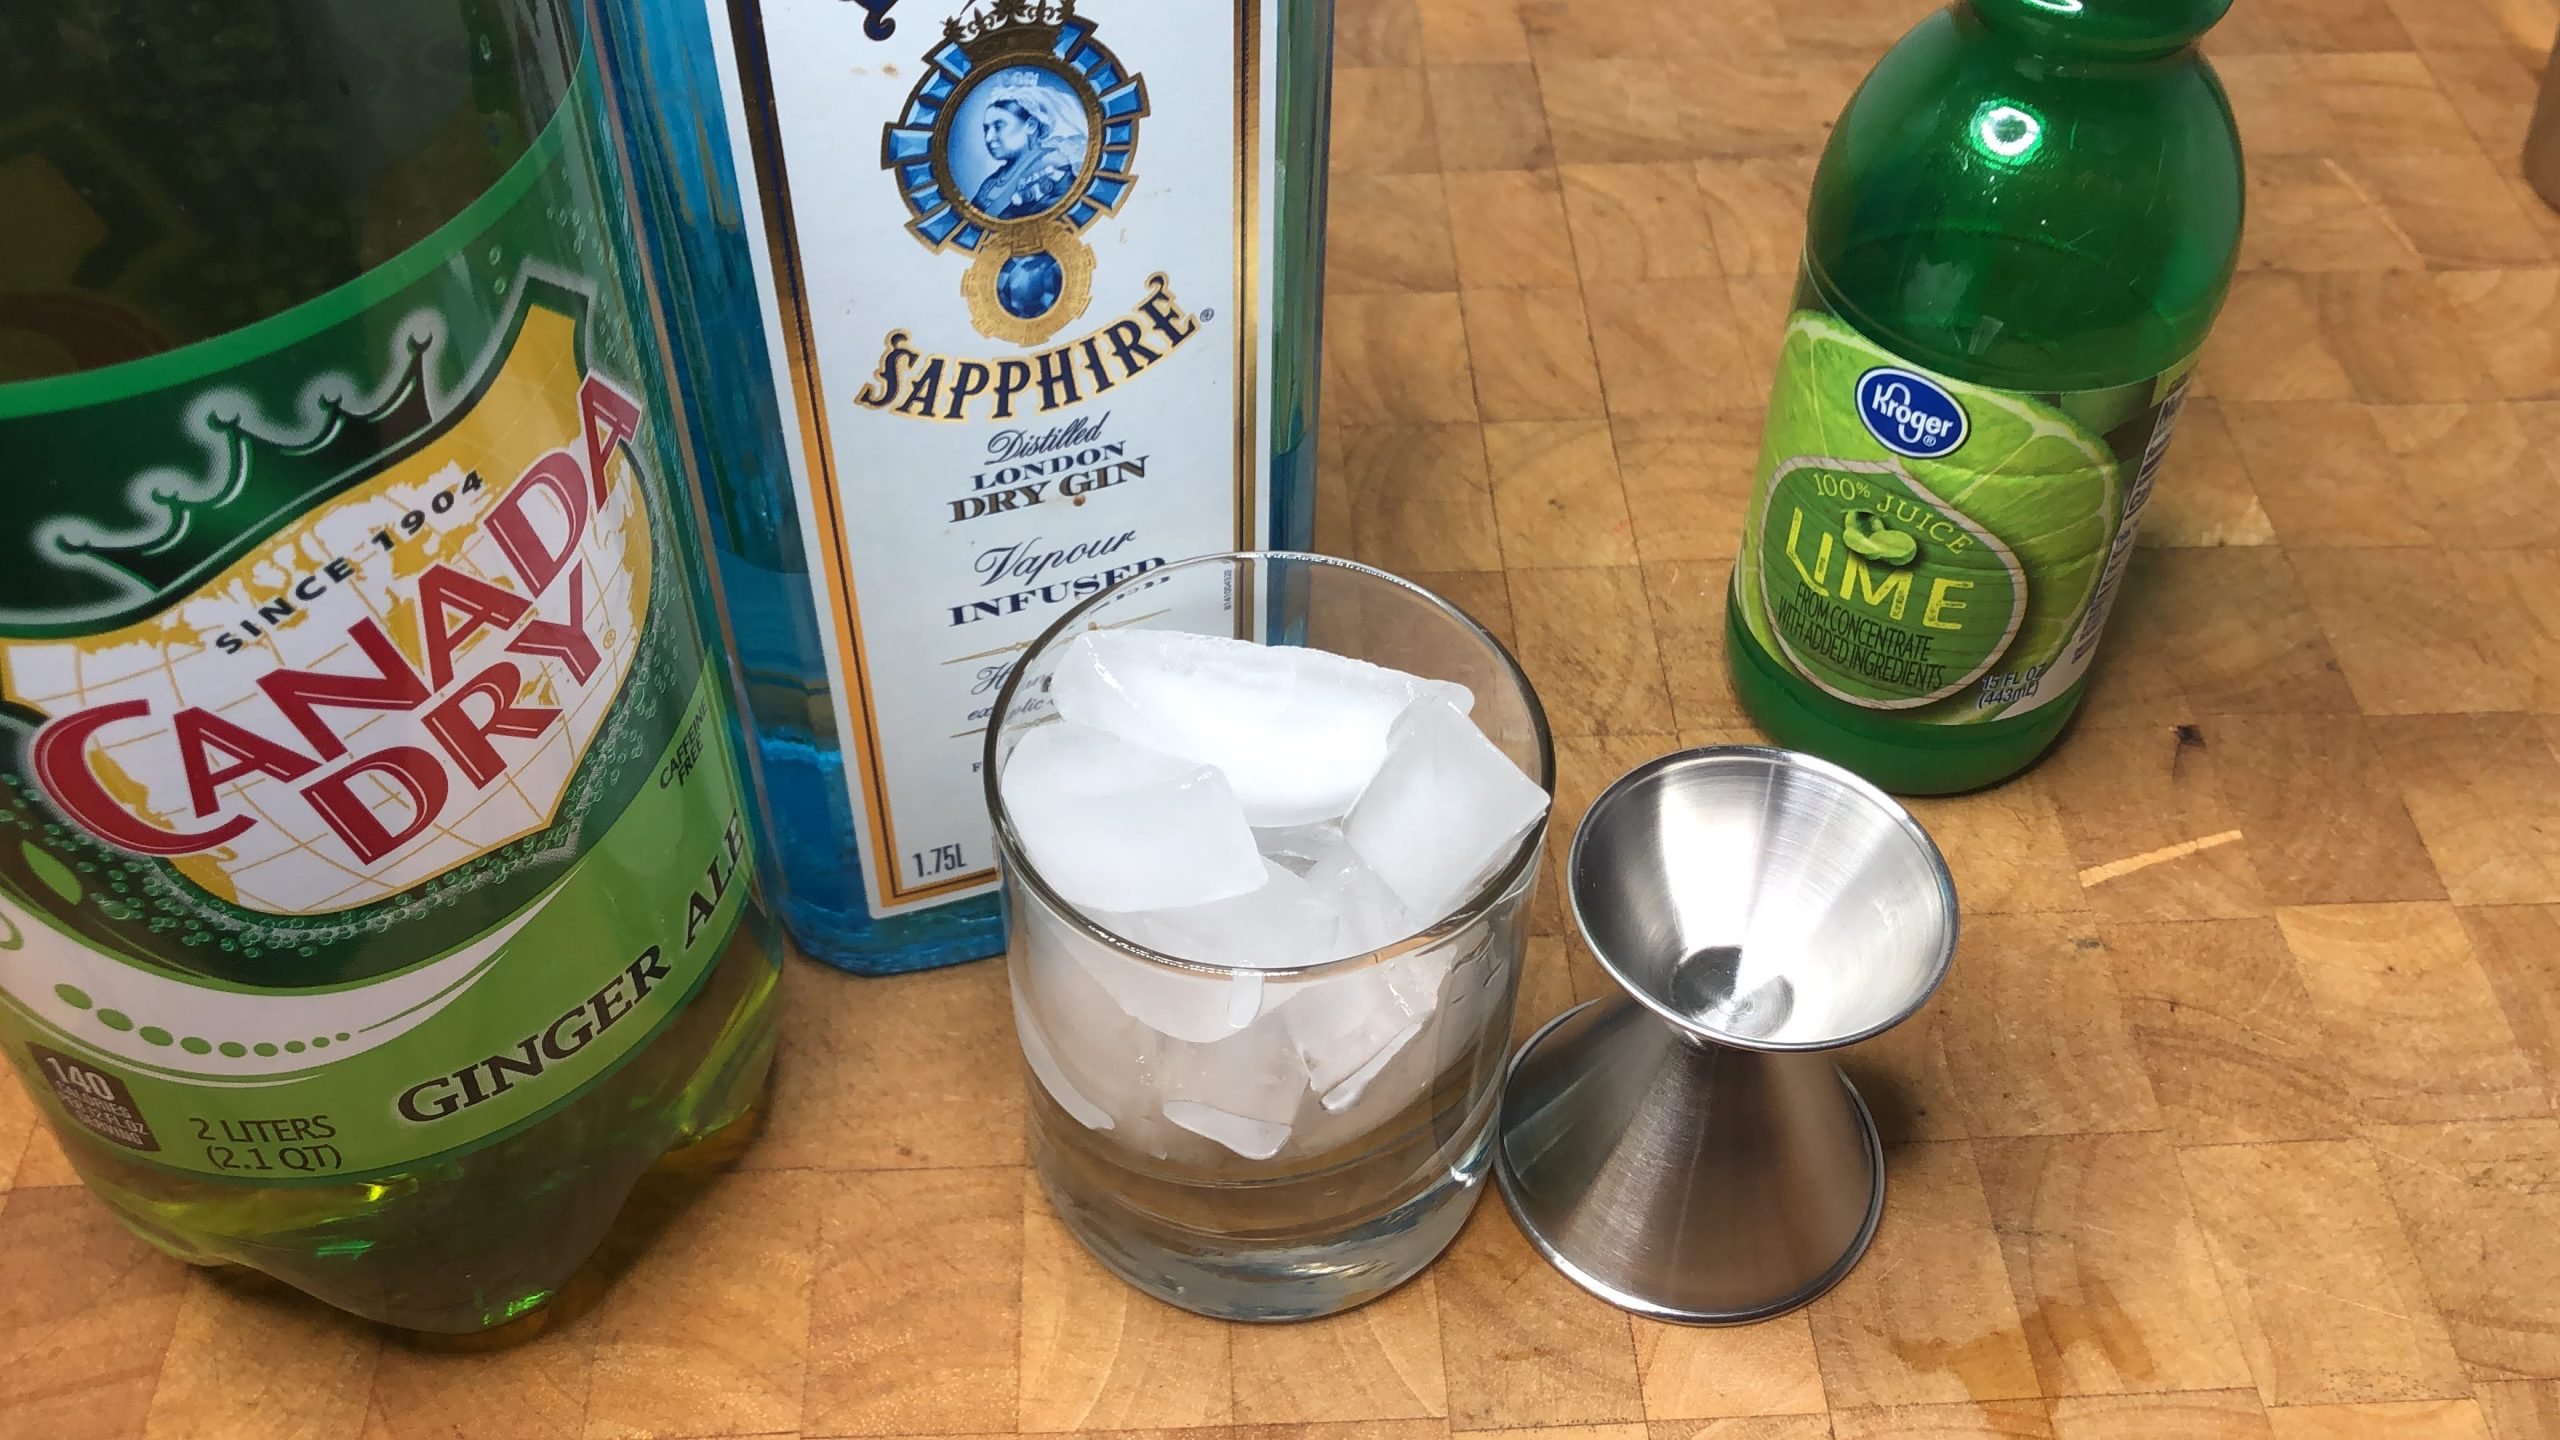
[1492,1005,1887,1326]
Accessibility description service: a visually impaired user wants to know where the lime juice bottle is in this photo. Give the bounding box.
[1726,0,2244,793]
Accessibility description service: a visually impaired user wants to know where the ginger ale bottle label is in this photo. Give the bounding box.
[1734,300,2192,722]
[0,65,756,1180]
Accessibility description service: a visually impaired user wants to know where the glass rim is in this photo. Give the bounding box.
[980,550,1556,981]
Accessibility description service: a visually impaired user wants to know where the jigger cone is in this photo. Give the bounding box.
[1495,747,1957,1324]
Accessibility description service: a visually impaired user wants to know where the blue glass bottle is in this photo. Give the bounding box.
[596,0,1332,973]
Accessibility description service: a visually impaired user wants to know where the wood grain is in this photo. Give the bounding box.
[2261,1399,2497,1439]
[2362,1120,2560,1382]
[1613,412,1761,563]
[2105,918,2355,1147]
[582,1171,820,1440]
[143,1272,378,1440]
[2038,726,2270,922]
[2048,1390,2275,1440]
[1974,1133,2251,1397]
[6,2,2558,1435]
[2179,1140,2467,1406]
[805,1169,1023,1436]
[2459,905,2560,1112]
[1630,1312,1827,1420]
[2275,903,2547,1125]
[1231,1275,1450,1424]
[0,1188,188,1440]
[1484,419,1638,566]
[1433,1203,1643,1430]
[361,1318,595,1440]
[1930,916,2163,1139]
[1017,1175,1232,1433]
[1802,1142,2039,1410]
[748,957,1026,1173]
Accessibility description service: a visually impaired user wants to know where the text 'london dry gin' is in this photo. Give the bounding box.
[601,0,1335,973]
[0,1,781,1331]
[1726,0,2243,794]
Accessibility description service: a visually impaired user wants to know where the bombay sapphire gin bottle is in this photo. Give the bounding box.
[597,0,1334,972]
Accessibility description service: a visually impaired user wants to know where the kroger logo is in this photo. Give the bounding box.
[1855,367,1968,459]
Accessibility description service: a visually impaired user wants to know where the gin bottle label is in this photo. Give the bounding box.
[698,0,1282,918]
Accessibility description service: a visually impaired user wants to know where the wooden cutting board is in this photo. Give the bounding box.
[6,1,2560,1436]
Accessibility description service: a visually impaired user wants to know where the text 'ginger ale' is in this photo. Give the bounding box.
[0,0,781,1331]
[1728,0,2244,792]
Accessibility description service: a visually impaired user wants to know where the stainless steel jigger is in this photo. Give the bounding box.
[1494,746,1958,1324]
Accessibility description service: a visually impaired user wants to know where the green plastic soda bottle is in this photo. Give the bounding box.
[0,0,782,1332]
[1726,0,2244,792]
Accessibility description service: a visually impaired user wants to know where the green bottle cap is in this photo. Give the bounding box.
[1968,0,2232,57]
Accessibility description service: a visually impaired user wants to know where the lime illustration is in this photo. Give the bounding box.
[1841,509,1919,565]
[1748,313,2122,721]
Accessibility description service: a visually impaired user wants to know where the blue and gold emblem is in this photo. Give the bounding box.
[882,0,1148,345]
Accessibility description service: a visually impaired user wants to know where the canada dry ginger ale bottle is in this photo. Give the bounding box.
[1727,0,2244,792]
[0,0,782,1331]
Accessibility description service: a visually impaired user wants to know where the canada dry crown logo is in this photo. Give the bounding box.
[2,280,655,937]
[883,0,1149,346]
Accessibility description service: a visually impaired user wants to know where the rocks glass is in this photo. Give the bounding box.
[985,552,1553,1321]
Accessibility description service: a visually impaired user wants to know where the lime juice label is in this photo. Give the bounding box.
[0,67,756,1181]
[1733,306,2191,723]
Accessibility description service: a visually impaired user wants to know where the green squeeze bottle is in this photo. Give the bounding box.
[1726,0,2243,792]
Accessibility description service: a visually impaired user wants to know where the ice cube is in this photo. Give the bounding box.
[1437,946,1512,1057]
[1344,698,1549,922]
[1081,860,1338,1039]
[1070,941,1261,1045]
[1162,1101,1291,1159]
[1302,835,1422,958]
[1015,887,1322,1159]
[1108,860,1340,972]
[1012,972,1114,1132]
[999,720,1264,913]
[1013,902,1164,1140]
[1254,821,1344,873]
[1051,629,1476,827]
[1279,947,1454,1109]
[1317,1019,1426,1113]
[1151,1013,1309,1160]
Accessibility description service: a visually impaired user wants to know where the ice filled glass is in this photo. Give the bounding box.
[985,553,1553,1320]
